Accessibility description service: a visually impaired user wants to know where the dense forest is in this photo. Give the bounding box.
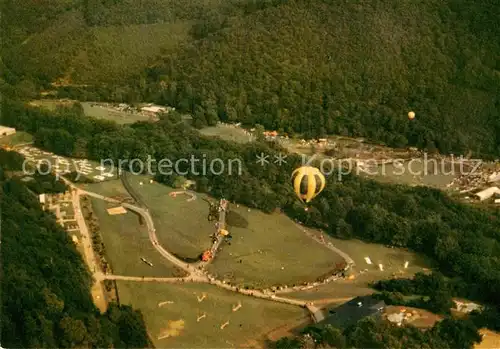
[0,149,151,347]
[2,0,500,157]
[146,0,500,157]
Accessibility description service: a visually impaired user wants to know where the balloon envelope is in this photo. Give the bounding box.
[408,111,415,119]
[291,166,326,203]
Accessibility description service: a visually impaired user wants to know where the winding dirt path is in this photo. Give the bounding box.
[70,188,107,312]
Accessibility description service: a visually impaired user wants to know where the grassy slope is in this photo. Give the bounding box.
[116,281,307,348]
[0,132,33,146]
[126,174,215,259]
[124,175,344,287]
[206,205,343,288]
[90,198,185,277]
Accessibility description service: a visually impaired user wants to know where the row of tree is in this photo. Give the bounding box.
[274,317,482,349]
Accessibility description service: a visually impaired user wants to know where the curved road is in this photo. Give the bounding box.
[76,187,205,278]
[63,178,346,311]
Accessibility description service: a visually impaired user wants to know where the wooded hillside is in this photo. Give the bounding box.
[0,150,151,348]
[1,0,499,157]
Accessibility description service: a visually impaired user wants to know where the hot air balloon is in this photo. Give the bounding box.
[408,111,415,120]
[291,166,326,203]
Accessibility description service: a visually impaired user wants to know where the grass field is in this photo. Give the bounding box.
[206,205,344,288]
[29,99,151,124]
[0,132,33,146]
[199,125,253,143]
[366,161,459,189]
[90,198,185,277]
[80,103,150,124]
[476,329,500,349]
[126,175,215,259]
[125,175,345,287]
[282,232,432,302]
[84,179,129,198]
[116,281,308,348]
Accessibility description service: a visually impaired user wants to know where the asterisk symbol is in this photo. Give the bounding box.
[274,153,287,166]
[256,152,269,166]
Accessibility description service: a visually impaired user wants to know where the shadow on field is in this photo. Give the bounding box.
[226,211,249,228]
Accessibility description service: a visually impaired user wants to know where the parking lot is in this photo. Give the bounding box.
[18,146,116,182]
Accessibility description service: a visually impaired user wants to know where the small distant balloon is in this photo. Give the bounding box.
[408,111,415,120]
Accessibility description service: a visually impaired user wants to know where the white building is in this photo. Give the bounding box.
[0,126,16,137]
[39,194,46,204]
[475,187,500,201]
[141,105,167,116]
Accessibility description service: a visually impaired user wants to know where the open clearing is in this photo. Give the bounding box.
[365,161,460,189]
[199,124,253,143]
[324,236,432,274]
[81,103,150,124]
[476,329,500,349]
[0,131,33,146]
[116,281,307,348]
[125,175,344,287]
[206,205,344,288]
[282,228,431,302]
[383,305,443,328]
[90,198,185,277]
[126,175,215,260]
[29,99,151,124]
[84,179,129,198]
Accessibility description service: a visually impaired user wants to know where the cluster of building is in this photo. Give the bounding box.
[40,192,79,232]
[90,102,174,118]
[450,163,500,204]
[450,164,500,194]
